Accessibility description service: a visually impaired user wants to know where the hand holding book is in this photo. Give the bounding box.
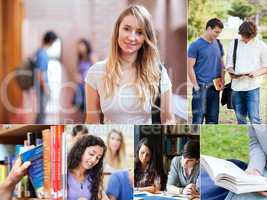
[201,155,267,194]
[225,68,250,79]
[0,158,31,200]
[246,168,267,196]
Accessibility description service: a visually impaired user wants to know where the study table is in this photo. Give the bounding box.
[134,191,193,200]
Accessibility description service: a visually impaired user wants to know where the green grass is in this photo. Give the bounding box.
[201,125,249,162]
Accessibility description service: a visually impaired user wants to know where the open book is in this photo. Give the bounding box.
[201,155,267,194]
[225,68,250,78]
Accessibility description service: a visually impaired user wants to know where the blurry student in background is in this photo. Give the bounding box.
[167,140,200,197]
[68,125,89,152]
[67,135,108,200]
[85,5,174,124]
[104,129,127,172]
[106,169,133,200]
[35,31,58,124]
[73,39,97,118]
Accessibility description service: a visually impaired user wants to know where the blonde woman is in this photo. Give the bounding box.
[104,129,126,173]
[85,5,174,124]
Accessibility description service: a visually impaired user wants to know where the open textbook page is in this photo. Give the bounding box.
[201,155,267,194]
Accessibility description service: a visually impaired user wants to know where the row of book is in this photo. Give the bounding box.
[0,125,65,199]
[164,137,187,156]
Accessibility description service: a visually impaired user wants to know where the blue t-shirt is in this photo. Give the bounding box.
[67,172,92,200]
[36,48,49,84]
[188,38,224,84]
[106,170,133,200]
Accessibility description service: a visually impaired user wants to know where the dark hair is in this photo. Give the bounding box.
[72,125,88,137]
[42,31,57,45]
[68,135,106,200]
[238,21,257,38]
[182,140,200,159]
[134,138,159,184]
[78,39,92,62]
[206,18,224,30]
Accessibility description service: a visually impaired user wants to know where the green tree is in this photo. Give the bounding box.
[188,0,229,42]
[228,0,256,20]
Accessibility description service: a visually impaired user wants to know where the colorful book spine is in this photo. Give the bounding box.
[0,164,7,184]
[51,125,64,200]
[42,129,52,198]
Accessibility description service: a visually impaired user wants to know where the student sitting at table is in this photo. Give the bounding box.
[134,137,165,193]
[166,140,200,196]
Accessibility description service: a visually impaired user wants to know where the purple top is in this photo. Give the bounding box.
[67,172,92,200]
[79,58,92,81]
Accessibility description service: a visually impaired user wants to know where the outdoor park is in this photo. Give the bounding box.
[201,125,249,162]
[188,0,267,123]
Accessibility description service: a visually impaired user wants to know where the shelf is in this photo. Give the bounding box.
[0,125,50,144]
[164,134,199,138]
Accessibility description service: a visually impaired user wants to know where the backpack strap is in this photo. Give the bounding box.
[230,39,238,87]
[152,64,162,124]
[216,39,223,56]
[233,39,238,71]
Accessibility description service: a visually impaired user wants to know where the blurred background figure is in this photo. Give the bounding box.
[104,129,127,173]
[106,169,133,200]
[72,39,97,119]
[68,125,89,151]
[35,31,58,124]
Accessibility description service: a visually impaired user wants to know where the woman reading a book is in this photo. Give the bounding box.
[134,137,163,193]
[85,5,174,124]
[104,129,127,172]
[225,125,267,200]
[67,135,108,200]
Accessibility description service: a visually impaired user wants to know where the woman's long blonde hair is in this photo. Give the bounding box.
[106,129,126,169]
[104,5,161,106]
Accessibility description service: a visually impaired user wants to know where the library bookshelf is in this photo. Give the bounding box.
[0,125,50,144]
[0,125,63,200]
[162,125,199,173]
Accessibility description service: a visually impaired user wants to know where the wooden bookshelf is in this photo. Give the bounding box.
[1,125,58,200]
[0,125,50,144]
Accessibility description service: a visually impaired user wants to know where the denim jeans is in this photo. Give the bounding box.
[192,84,220,124]
[232,88,261,124]
[35,88,48,124]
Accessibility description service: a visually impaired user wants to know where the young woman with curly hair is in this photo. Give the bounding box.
[85,5,174,124]
[67,135,108,200]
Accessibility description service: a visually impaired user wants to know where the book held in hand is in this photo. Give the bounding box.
[20,144,45,198]
[201,155,267,194]
[213,77,223,90]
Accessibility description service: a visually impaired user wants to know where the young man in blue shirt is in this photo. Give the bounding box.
[188,18,225,124]
[35,31,57,124]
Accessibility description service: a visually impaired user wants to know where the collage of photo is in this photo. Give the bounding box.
[0,0,267,200]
